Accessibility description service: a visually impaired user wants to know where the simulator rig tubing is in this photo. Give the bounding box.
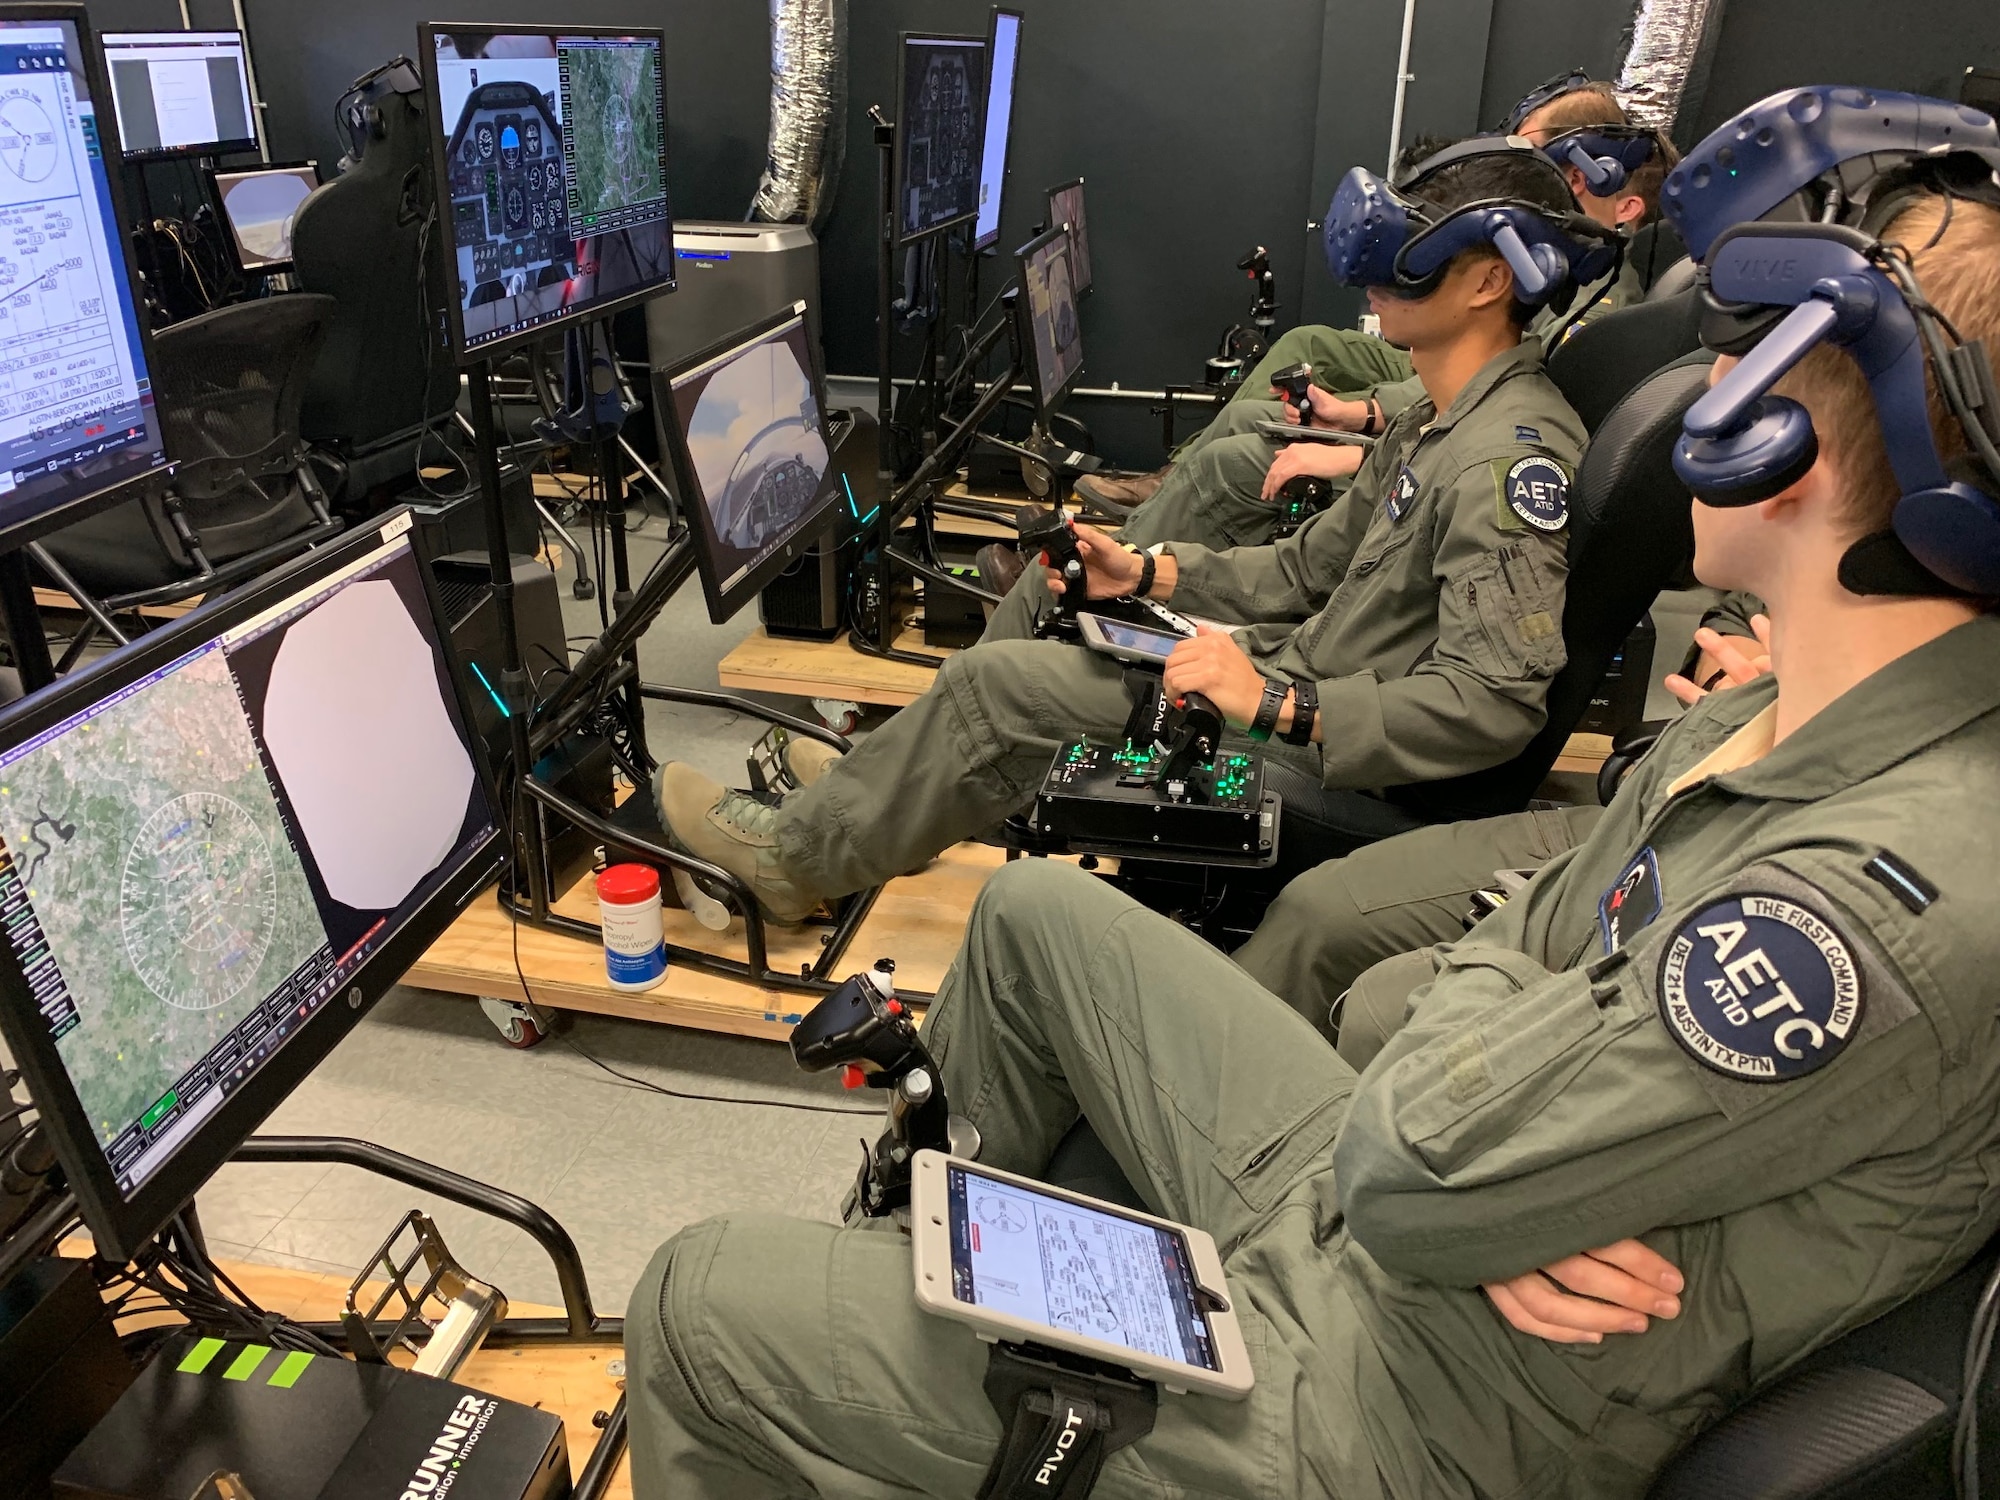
[0,1189,79,1290]
[875,114,897,481]
[233,1135,610,1341]
[885,542,1003,607]
[512,773,891,992]
[636,683,854,754]
[573,1393,629,1500]
[27,541,130,649]
[532,534,698,740]
[470,357,549,920]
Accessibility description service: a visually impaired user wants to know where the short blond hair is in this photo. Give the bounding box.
[1524,84,1627,134]
[1773,195,2000,541]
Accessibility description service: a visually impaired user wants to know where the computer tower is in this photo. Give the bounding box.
[398,460,540,559]
[429,551,568,773]
[645,221,821,370]
[759,408,879,640]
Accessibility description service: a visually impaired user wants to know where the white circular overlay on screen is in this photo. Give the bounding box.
[260,579,474,910]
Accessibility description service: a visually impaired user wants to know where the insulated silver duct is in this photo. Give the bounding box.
[749,0,848,231]
[1615,0,1728,133]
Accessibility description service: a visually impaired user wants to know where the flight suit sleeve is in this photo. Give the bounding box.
[1162,436,1401,624]
[1332,849,1959,1287]
[1311,450,1570,789]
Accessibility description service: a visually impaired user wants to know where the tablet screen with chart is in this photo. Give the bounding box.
[0,17,166,544]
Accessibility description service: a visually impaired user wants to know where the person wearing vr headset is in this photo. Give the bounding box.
[656,139,1594,931]
[1077,73,1671,553]
[627,89,2000,1500]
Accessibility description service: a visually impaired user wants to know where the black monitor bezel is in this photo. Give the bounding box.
[654,301,846,626]
[203,158,322,275]
[1045,176,1092,296]
[416,21,677,366]
[971,8,1024,253]
[892,29,987,247]
[0,511,507,1261]
[100,27,258,160]
[1015,225,1084,424]
[0,3,172,553]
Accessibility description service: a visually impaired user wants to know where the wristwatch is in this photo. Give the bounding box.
[1248,678,1288,742]
[1281,679,1319,746]
[1134,549,1157,599]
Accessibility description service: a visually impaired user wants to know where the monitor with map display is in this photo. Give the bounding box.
[971,9,1021,252]
[894,31,986,244]
[658,303,844,625]
[0,8,169,549]
[1016,226,1083,422]
[420,23,675,362]
[0,512,504,1259]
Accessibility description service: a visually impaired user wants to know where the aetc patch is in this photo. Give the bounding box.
[1505,456,1569,531]
[1657,893,1865,1081]
[1386,465,1420,523]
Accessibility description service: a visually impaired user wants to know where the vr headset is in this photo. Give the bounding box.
[1323,138,1621,312]
[1504,68,1593,133]
[1663,87,2000,596]
[1541,124,1659,197]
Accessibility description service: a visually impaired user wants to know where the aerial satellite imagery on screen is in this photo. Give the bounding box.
[0,648,324,1144]
[563,42,663,221]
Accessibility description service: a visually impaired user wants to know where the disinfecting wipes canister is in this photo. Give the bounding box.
[596,863,668,991]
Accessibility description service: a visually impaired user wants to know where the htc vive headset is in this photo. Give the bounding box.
[1540,124,1660,197]
[1503,68,1595,133]
[1662,86,2000,597]
[1323,137,1622,314]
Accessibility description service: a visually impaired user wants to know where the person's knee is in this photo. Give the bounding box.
[1337,949,1438,1071]
[1235,862,1373,1038]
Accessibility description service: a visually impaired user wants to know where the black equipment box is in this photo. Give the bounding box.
[430,551,569,775]
[1577,613,1656,737]
[1034,739,1278,864]
[2,1258,133,1500]
[759,408,879,641]
[54,1332,568,1500]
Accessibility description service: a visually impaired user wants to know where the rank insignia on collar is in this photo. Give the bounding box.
[1599,846,1662,953]
[1505,456,1569,531]
[1657,893,1865,1082]
[1386,465,1420,523]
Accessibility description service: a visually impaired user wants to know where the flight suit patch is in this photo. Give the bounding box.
[1515,425,1542,443]
[1385,465,1420,523]
[1503,457,1569,532]
[1657,891,1863,1082]
[1599,847,1663,953]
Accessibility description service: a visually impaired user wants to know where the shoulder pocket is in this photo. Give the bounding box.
[1458,543,1566,679]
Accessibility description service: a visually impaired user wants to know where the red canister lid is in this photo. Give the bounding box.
[596,863,662,904]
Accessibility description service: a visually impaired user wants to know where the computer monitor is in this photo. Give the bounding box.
[1046,178,1092,296]
[1016,227,1083,422]
[420,24,676,363]
[894,32,986,244]
[0,8,168,549]
[207,160,320,274]
[0,512,504,1260]
[972,9,1022,252]
[101,29,257,159]
[658,303,844,626]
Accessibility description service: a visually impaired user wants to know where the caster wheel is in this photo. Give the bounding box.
[479,997,554,1048]
[813,697,861,735]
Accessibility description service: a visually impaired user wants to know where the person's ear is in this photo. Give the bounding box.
[1565,164,1591,203]
[1466,252,1514,314]
[1613,191,1646,227]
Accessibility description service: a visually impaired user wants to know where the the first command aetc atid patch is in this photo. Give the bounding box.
[1505,456,1569,531]
[1658,892,1865,1081]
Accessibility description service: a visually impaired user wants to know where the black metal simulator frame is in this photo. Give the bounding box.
[419,23,675,362]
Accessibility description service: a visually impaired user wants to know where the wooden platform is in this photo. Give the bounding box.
[716,624,951,709]
[404,841,1023,1036]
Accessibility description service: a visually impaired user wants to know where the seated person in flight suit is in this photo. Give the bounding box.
[623,97,2000,1498]
[1090,74,1673,556]
[656,142,1595,926]
[1237,590,1768,1053]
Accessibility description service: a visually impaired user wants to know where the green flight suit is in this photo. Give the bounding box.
[761,342,1583,904]
[626,612,2000,1500]
[1130,259,1643,553]
[1237,588,1767,1057]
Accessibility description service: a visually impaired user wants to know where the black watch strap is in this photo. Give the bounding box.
[1281,679,1318,745]
[1248,678,1287,741]
[1134,549,1157,599]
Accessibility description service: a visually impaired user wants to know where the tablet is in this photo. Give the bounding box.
[1076,613,1187,668]
[909,1151,1255,1398]
[1254,420,1376,447]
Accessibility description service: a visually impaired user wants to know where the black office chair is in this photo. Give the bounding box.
[32,294,343,670]
[290,65,460,516]
[1628,219,1691,295]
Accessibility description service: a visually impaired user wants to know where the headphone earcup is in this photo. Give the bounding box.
[1675,395,1820,507]
[1893,482,2000,595]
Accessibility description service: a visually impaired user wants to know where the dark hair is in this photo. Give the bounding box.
[1416,148,1580,324]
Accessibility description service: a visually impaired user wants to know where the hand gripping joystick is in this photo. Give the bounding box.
[791,960,980,1217]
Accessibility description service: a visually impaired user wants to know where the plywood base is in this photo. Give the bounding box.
[717,625,951,709]
[404,841,1024,1037]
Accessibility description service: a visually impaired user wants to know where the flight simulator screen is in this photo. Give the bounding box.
[0,20,166,541]
[667,310,838,614]
[0,522,496,1198]
[897,33,985,242]
[101,30,256,158]
[972,11,1021,250]
[1020,231,1082,413]
[1048,178,1092,294]
[213,162,318,272]
[427,27,674,359]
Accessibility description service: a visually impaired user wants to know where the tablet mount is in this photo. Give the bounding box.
[978,1341,1158,1500]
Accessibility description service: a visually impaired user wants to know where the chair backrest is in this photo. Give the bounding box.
[150,292,336,561]
[1627,219,1691,295]
[1647,256,1700,303]
[1545,288,1704,433]
[290,73,458,459]
[1388,349,1713,822]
